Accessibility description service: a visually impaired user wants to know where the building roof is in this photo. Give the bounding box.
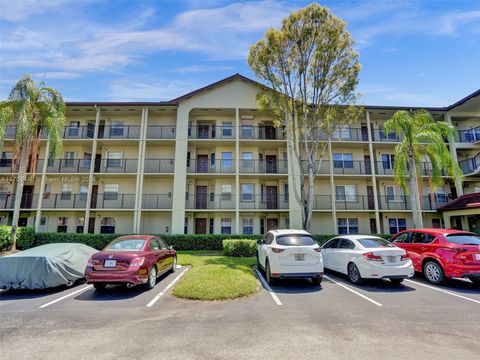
[65,73,480,112]
[437,192,480,212]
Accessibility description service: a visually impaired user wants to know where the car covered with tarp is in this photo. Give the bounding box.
[0,243,98,290]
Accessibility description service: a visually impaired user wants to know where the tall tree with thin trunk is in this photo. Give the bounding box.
[0,74,65,250]
[248,3,362,231]
[384,110,461,228]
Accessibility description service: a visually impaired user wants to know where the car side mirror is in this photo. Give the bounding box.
[256,239,263,245]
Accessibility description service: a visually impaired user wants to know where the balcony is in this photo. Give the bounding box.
[331,128,368,142]
[372,128,402,142]
[0,194,13,209]
[239,126,285,140]
[375,161,394,176]
[94,159,138,173]
[98,125,141,139]
[90,193,135,209]
[45,159,91,173]
[239,194,289,210]
[146,125,176,139]
[421,195,449,210]
[63,125,95,139]
[239,159,288,174]
[185,194,235,210]
[188,125,235,140]
[187,159,235,174]
[459,152,480,175]
[301,160,330,174]
[144,159,175,173]
[142,194,173,209]
[0,159,15,173]
[42,194,88,209]
[378,196,411,211]
[335,195,375,210]
[332,160,371,175]
[456,126,480,143]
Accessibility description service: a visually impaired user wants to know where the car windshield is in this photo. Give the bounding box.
[445,234,480,245]
[358,238,394,248]
[276,235,316,246]
[105,239,146,251]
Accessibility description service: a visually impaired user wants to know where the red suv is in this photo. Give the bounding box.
[391,229,480,284]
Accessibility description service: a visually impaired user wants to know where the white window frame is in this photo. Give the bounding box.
[337,218,359,234]
[221,218,232,234]
[241,183,254,201]
[242,218,254,235]
[336,185,357,202]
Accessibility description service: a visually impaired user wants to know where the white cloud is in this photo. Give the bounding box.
[0,0,73,22]
[108,79,197,101]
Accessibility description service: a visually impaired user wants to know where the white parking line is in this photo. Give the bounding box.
[39,285,93,309]
[255,269,283,306]
[405,279,480,305]
[146,268,189,308]
[324,275,383,307]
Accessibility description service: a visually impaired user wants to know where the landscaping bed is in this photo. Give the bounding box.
[172,251,258,301]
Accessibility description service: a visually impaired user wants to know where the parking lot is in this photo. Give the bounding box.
[1,267,479,360]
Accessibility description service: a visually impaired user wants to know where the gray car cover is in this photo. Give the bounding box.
[0,243,98,290]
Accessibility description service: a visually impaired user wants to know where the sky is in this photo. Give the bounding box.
[0,0,479,107]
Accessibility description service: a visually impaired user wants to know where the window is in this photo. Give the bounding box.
[389,218,407,234]
[57,217,68,233]
[221,218,231,234]
[80,186,88,201]
[241,184,254,201]
[382,154,394,170]
[243,218,253,234]
[61,184,72,200]
[104,184,119,200]
[333,153,353,168]
[100,217,116,234]
[64,151,76,167]
[221,184,232,201]
[222,122,233,137]
[386,185,403,201]
[241,121,253,138]
[445,234,480,245]
[358,238,394,248]
[333,125,351,140]
[68,121,80,137]
[210,153,216,167]
[221,152,232,169]
[339,239,355,249]
[83,153,91,169]
[0,152,13,167]
[106,238,145,251]
[39,216,47,231]
[411,232,433,244]
[76,217,84,233]
[380,128,397,140]
[242,152,253,170]
[322,238,340,249]
[150,239,160,251]
[158,238,168,249]
[432,218,443,229]
[338,218,359,234]
[284,184,289,202]
[106,152,122,167]
[393,232,410,243]
[276,234,316,246]
[336,185,357,202]
[110,121,124,136]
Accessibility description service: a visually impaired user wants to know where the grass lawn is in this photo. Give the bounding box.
[172,251,258,301]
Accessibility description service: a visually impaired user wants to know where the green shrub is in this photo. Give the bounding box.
[34,232,121,250]
[16,227,35,250]
[0,226,10,251]
[163,234,262,251]
[223,239,258,257]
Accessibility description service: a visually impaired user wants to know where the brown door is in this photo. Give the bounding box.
[361,125,369,141]
[266,219,278,232]
[196,155,208,173]
[88,217,95,233]
[98,122,105,138]
[21,185,34,208]
[198,125,209,139]
[195,218,207,234]
[94,154,101,172]
[265,125,275,139]
[91,185,98,209]
[196,186,208,209]
[266,155,277,173]
[370,219,377,234]
[367,186,375,210]
[364,155,371,175]
[266,186,278,209]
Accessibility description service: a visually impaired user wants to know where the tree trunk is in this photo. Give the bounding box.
[10,141,28,250]
[304,166,315,231]
[408,154,423,228]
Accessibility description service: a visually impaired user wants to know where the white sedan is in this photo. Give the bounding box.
[257,229,324,286]
[321,235,414,285]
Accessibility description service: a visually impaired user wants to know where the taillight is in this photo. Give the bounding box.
[271,247,285,253]
[401,254,409,261]
[87,258,93,268]
[129,257,145,268]
[363,252,383,262]
[314,248,321,253]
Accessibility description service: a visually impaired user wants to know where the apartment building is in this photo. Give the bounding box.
[1,74,479,235]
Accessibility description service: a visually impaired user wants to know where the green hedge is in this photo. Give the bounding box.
[0,226,35,251]
[223,239,257,257]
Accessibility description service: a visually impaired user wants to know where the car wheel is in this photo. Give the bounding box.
[93,283,106,291]
[347,263,364,285]
[423,260,444,284]
[311,277,322,286]
[390,278,404,285]
[265,261,276,286]
[171,256,177,273]
[145,266,157,290]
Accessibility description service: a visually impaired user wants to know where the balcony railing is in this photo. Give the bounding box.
[94,159,138,173]
[146,125,176,139]
[45,159,91,173]
[0,160,15,173]
[456,126,480,143]
[144,159,175,173]
[142,194,173,209]
[187,159,235,173]
[63,125,95,139]
[459,152,480,175]
[239,126,285,140]
[42,194,88,209]
[0,194,13,209]
[421,195,449,210]
[91,193,136,209]
[239,194,289,210]
[98,125,141,139]
[378,196,411,211]
[372,128,402,142]
[335,195,375,210]
[239,159,288,174]
[185,194,236,210]
[3,126,16,139]
[331,128,369,142]
[332,160,371,175]
[188,125,235,139]
[375,161,394,175]
[301,160,330,174]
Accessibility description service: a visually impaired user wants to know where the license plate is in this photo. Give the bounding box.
[387,256,396,263]
[476,254,480,261]
[295,254,305,261]
[104,259,117,268]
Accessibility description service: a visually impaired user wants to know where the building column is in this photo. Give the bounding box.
[286,123,303,230]
[366,111,381,233]
[134,107,147,233]
[444,112,463,196]
[235,108,240,234]
[34,140,50,232]
[327,138,337,232]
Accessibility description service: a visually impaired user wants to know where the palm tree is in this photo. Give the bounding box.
[384,110,461,228]
[0,74,66,250]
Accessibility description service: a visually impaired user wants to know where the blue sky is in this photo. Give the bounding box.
[1,0,479,106]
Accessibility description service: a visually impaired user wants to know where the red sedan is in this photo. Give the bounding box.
[391,228,480,284]
[85,235,177,291]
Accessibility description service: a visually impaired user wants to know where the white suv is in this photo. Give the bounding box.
[257,229,324,285]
